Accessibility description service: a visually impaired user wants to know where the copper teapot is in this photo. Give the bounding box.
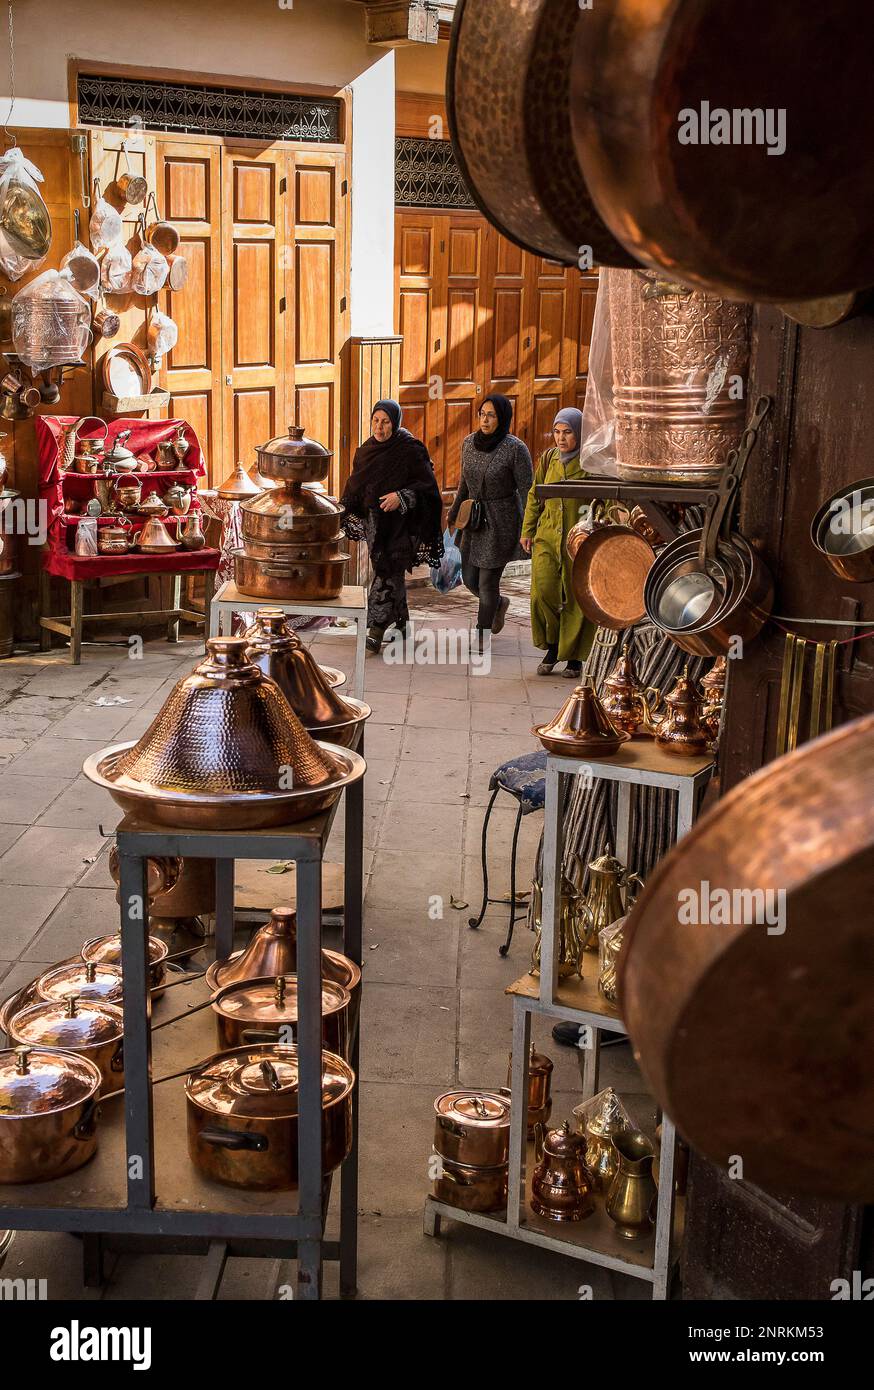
[578,850,643,956]
[163,482,192,516]
[531,1120,594,1223]
[655,667,711,756]
[600,643,661,739]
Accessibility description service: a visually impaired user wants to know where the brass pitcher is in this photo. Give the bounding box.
[529,870,587,979]
[605,1130,658,1240]
[578,850,643,955]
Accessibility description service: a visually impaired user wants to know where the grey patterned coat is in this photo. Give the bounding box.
[447,433,534,569]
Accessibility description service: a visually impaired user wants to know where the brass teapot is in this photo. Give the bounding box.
[578,850,643,955]
[600,643,661,739]
[529,869,587,979]
[700,656,727,744]
[531,1120,594,1223]
[655,666,711,757]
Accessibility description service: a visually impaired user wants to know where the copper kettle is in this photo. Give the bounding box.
[531,1120,594,1223]
[600,643,661,739]
[655,667,711,756]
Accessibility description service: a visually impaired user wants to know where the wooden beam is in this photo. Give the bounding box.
[362,2,440,47]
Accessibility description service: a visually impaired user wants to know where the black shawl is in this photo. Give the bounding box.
[342,412,444,577]
[473,393,514,453]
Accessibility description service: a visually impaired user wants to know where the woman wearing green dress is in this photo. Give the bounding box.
[521,407,595,677]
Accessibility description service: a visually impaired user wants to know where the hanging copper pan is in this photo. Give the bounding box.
[447,0,637,267]
[570,0,874,301]
[571,523,656,631]
[620,710,874,1202]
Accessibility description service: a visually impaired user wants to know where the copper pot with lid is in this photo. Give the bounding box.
[242,427,341,545]
[244,610,369,746]
[83,637,365,830]
[211,973,351,1059]
[433,1089,512,1169]
[432,1156,509,1214]
[0,1046,102,1184]
[81,933,169,990]
[36,959,124,1007]
[7,996,124,1096]
[233,547,348,603]
[186,1043,354,1191]
[531,1119,595,1223]
[204,905,361,1008]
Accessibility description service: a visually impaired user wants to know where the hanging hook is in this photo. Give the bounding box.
[73,207,80,242]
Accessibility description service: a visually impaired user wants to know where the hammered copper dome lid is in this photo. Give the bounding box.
[0,1047,101,1114]
[9,997,123,1050]
[533,679,630,757]
[108,638,345,795]
[244,611,363,728]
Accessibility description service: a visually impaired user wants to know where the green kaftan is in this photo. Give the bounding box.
[521,448,595,663]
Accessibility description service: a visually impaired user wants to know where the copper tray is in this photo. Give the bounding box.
[620,710,874,1201]
[83,740,365,830]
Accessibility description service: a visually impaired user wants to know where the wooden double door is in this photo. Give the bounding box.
[89,131,348,489]
[395,210,598,497]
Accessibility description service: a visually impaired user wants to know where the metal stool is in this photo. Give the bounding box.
[468,751,547,956]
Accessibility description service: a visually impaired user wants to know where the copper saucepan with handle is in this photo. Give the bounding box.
[810,477,874,583]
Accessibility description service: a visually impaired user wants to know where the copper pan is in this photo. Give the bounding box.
[570,1,874,300]
[447,0,637,268]
[810,478,874,583]
[571,524,656,630]
[620,711,874,1202]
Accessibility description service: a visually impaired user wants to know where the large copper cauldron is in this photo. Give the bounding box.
[447,0,635,268]
[83,637,365,829]
[609,270,751,485]
[186,1043,353,1191]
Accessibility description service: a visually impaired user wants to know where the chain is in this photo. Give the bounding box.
[3,0,15,145]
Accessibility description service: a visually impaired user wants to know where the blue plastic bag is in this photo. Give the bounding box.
[431,528,462,594]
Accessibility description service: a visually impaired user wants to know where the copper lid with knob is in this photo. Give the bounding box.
[213,973,349,1028]
[0,1045,101,1114]
[255,424,333,485]
[186,1043,354,1121]
[36,960,124,1006]
[8,996,123,1050]
[533,678,630,757]
[205,905,361,998]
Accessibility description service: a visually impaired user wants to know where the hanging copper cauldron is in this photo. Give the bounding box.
[82,637,365,830]
[244,610,369,746]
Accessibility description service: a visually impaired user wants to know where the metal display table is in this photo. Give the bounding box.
[426,743,715,1300]
[209,580,368,698]
[0,773,364,1303]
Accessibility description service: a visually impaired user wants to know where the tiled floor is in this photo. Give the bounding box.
[0,580,653,1300]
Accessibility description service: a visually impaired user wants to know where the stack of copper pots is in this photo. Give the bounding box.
[432,1089,511,1213]
[234,425,348,600]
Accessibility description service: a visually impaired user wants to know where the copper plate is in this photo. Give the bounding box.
[621,710,874,1201]
[571,526,655,630]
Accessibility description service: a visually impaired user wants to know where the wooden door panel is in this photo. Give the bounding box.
[295,241,334,364]
[295,383,334,453]
[233,242,275,367]
[233,389,276,464]
[492,288,525,380]
[443,399,476,492]
[399,224,433,276]
[233,162,275,222]
[169,238,210,370]
[165,158,210,222]
[398,290,432,385]
[447,225,480,278]
[296,166,334,226]
[167,391,212,461]
[534,289,566,379]
[446,290,477,383]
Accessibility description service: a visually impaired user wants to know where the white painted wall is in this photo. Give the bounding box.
[0,0,398,334]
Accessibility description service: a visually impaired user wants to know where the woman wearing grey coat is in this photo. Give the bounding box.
[447,394,534,636]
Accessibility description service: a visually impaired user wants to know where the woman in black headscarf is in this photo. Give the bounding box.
[447,393,533,639]
[342,400,444,652]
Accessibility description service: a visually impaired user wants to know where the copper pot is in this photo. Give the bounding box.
[114,477,142,510]
[432,1155,508,1213]
[166,254,188,292]
[211,973,350,1059]
[531,1120,594,1223]
[93,307,121,340]
[233,548,347,602]
[83,638,365,830]
[433,1090,512,1169]
[242,425,341,545]
[447,0,635,268]
[186,1043,353,1192]
[36,960,124,1007]
[655,668,711,757]
[7,996,124,1097]
[163,483,192,516]
[811,478,874,583]
[117,171,148,206]
[507,1044,553,1139]
[72,439,105,474]
[81,933,169,990]
[204,906,361,1008]
[97,525,132,556]
[244,610,368,744]
[0,1046,102,1184]
[533,678,630,758]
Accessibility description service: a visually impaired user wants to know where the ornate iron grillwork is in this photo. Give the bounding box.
[395,136,475,209]
[77,73,341,142]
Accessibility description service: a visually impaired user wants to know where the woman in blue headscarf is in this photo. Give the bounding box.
[521,407,595,677]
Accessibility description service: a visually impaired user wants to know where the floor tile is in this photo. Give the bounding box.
[0,826,106,887]
[360,981,456,1087]
[0,774,69,826]
[407,695,472,729]
[0,883,67,957]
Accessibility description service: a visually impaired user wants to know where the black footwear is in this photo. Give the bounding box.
[552,1020,628,1049]
[563,661,583,679]
[491,595,510,635]
[537,644,559,675]
[365,627,385,654]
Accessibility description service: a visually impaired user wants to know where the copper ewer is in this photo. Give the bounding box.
[600,643,660,739]
[533,678,629,758]
[531,1120,594,1223]
[606,270,751,485]
[655,668,711,757]
[244,610,369,746]
[82,637,365,830]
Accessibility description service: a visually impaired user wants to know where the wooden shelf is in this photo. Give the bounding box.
[535,480,715,503]
[507,962,623,1028]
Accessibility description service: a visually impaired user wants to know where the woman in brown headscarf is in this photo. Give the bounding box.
[342,400,444,652]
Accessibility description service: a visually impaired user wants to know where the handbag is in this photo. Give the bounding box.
[455,497,484,531]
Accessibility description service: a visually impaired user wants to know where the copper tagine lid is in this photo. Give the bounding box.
[36,960,124,1006]
[244,610,363,728]
[701,656,727,697]
[247,460,280,491]
[205,905,361,996]
[212,973,350,1030]
[533,678,630,758]
[255,424,332,485]
[0,1046,101,1115]
[186,1044,354,1120]
[217,463,264,499]
[102,637,346,797]
[8,996,123,1050]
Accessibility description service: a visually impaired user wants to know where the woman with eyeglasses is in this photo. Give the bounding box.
[521,407,595,677]
[447,394,533,641]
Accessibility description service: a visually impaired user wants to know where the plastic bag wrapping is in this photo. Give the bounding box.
[130,242,169,296]
[148,309,177,354]
[578,269,618,477]
[597,913,627,1003]
[430,527,463,593]
[89,192,123,252]
[74,517,98,557]
[0,147,51,280]
[60,241,101,300]
[11,269,91,371]
[101,241,132,293]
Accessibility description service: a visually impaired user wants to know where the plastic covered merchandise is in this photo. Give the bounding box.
[74,517,99,557]
[89,184,123,253]
[11,270,91,372]
[130,242,169,296]
[0,147,51,280]
[597,913,626,1003]
[572,1086,635,1192]
[147,309,177,354]
[100,241,132,294]
[60,241,101,300]
[430,527,462,594]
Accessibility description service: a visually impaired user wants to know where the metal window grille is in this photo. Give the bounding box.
[395,136,475,209]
